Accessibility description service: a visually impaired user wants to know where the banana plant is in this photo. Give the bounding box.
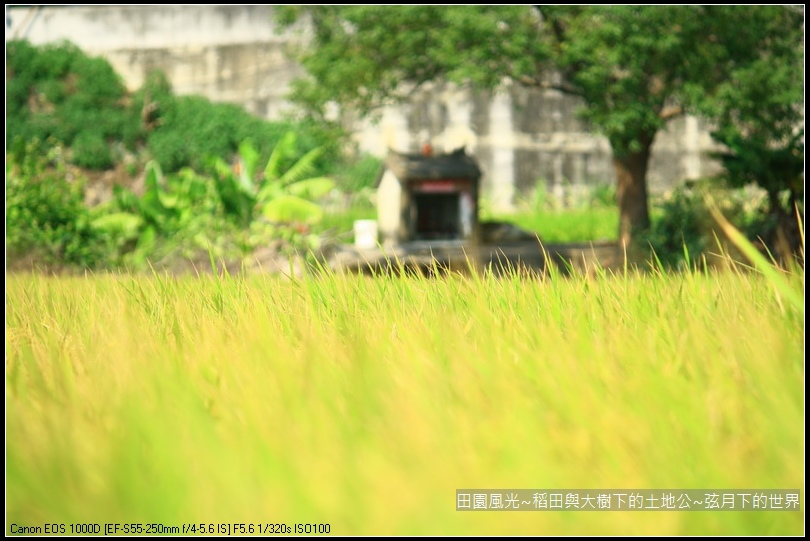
[91,162,216,265]
[90,132,334,266]
[210,132,335,228]
[256,132,335,224]
[90,161,170,264]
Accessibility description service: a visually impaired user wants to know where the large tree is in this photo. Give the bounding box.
[693,6,804,263]
[277,6,804,248]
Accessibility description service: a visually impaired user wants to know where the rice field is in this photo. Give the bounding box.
[5,259,805,535]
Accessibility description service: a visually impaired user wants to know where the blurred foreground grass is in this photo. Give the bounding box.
[5,264,804,535]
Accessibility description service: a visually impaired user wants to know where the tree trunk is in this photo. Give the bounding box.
[768,189,803,267]
[613,140,653,251]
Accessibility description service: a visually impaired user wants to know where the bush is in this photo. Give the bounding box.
[71,131,115,169]
[643,179,768,270]
[6,139,116,269]
[333,154,383,193]
[141,92,341,178]
[6,39,131,169]
[6,40,347,181]
[6,40,351,272]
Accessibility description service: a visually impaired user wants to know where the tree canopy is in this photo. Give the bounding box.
[278,6,804,248]
[696,7,804,221]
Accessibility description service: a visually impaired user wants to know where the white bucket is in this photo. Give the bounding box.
[354,220,379,249]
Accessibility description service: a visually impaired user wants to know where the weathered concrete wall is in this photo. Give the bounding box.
[6,5,309,120]
[6,5,725,210]
[363,82,725,211]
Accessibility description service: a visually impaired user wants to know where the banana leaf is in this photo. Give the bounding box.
[90,212,143,239]
[261,195,324,224]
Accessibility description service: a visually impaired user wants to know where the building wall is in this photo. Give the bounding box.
[6,5,725,211]
[376,171,402,246]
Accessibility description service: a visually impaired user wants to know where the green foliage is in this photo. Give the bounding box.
[642,180,768,270]
[6,139,116,269]
[6,39,130,170]
[332,153,383,193]
[277,6,547,117]
[85,133,336,269]
[71,131,115,169]
[122,69,175,149]
[141,91,343,178]
[691,6,804,229]
[97,162,248,268]
[589,183,617,208]
[147,96,255,173]
[207,133,336,255]
[544,6,699,154]
[6,40,344,184]
[5,39,356,272]
[718,132,804,190]
[710,131,804,212]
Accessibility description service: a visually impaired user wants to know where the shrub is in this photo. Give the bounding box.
[6,139,116,269]
[6,39,131,169]
[643,179,768,270]
[333,153,383,193]
[6,40,347,182]
[71,131,115,170]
